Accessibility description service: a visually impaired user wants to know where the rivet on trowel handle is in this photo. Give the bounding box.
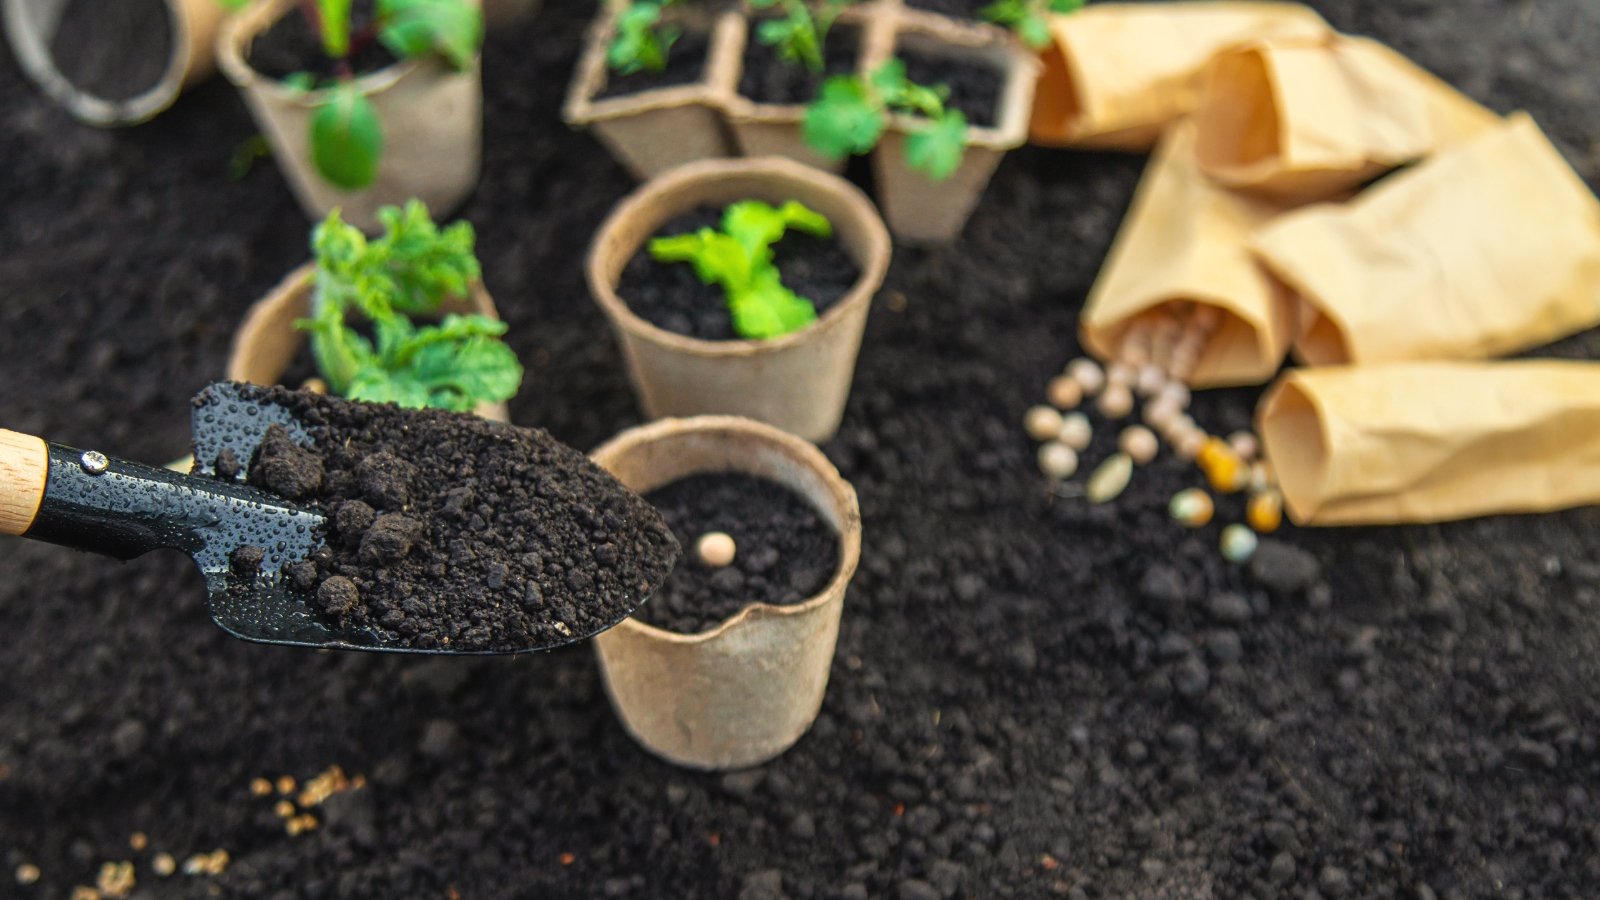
[80,451,109,476]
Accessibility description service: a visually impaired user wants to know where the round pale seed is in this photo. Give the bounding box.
[1120,426,1159,465]
[696,532,737,568]
[1024,405,1065,441]
[1037,442,1079,480]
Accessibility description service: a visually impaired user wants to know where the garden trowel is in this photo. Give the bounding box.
[0,383,672,654]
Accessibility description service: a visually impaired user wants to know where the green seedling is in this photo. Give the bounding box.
[299,201,523,412]
[748,0,853,73]
[220,0,483,189]
[980,0,1082,49]
[607,0,681,75]
[803,59,968,180]
[649,200,833,340]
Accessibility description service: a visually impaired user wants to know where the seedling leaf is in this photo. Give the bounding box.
[905,109,968,181]
[803,75,885,160]
[608,1,680,75]
[377,0,484,69]
[318,0,353,58]
[310,83,382,189]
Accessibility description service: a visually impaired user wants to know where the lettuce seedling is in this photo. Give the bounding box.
[299,201,523,412]
[981,0,1083,49]
[648,200,833,340]
[219,0,484,189]
[748,0,853,73]
[804,59,968,180]
[607,0,681,75]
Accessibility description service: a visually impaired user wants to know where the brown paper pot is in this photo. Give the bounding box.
[1193,35,1498,202]
[721,8,876,174]
[1028,1,1329,151]
[228,263,510,423]
[1080,123,1296,388]
[218,0,483,233]
[1252,113,1600,367]
[2,0,226,125]
[1257,361,1600,526]
[591,416,862,770]
[563,3,739,180]
[868,12,1037,243]
[588,157,891,442]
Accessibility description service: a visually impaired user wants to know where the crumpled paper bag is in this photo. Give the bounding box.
[1080,123,1298,387]
[1257,361,1600,526]
[1029,1,1329,150]
[1251,113,1600,366]
[1192,35,1499,201]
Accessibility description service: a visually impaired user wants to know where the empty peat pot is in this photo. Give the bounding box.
[217,0,483,231]
[2,0,226,125]
[590,416,862,770]
[564,1,739,180]
[587,156,891,443]
[228,264,510,423]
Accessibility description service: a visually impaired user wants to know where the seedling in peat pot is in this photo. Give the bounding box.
[804,59,969,180]
[608,0,682,74]
[648,200,834,339]
[218,0,484,189]
[748,0,855,73]
[981,0,1083,50]
[298,200,524,411]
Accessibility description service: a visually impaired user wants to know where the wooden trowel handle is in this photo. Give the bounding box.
[0,429,49,537]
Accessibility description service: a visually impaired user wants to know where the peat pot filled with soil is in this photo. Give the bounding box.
[869,11,1035,242]
[564,1,739,180]
[2,0,226,125]
[218,0,484,231]
[721,6,873,172]
[588,156,890,442]
[591,415,862,770]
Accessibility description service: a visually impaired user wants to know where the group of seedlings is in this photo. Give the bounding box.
[1024,302,1287,563]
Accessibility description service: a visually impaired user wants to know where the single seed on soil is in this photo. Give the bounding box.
[1119,426,1158,465]
[1169,488,1214,527]
[1248,490,1284,533]
[1045,375,1082,410]
[1087,453,1134,504]
[1143,396,1179,431]
[1067,358,1104,395]
[249,777,272,796]
[276,776,295,795]
[70,887,97,900]
[1221,524,1259,563]
[274,799,295,818]
[1024,405,1064,441]
[1156,381,1190,410]
[1058,413,1092,450]
[1037,442,1079,480]
[129,833,147,851]
[97,861,134,898]
[695,532,737,568]
[1097,383,1134,419]
[151,854,176,877]
[1108,362,1136,388]
[1175,430,1207,460]
[1198,438,1248,493]
[15,864,40,885]
[300,377,328,395]
[1228,430,1260,461]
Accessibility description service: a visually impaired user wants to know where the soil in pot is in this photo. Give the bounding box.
[903,0,987,20]
[247,0,399,81]
[615,206,861,340]
[898,42,1004,129]
[594,27,714,100]
[216,386,680,652]
[47,0,173,102]
[736,21,863,105]
[634,471,840,633]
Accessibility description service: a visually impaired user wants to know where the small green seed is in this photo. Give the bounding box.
[1086,453,1134,504]
[1220,524,1259,563]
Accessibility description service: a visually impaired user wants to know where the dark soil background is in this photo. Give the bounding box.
[3,1,1600,897]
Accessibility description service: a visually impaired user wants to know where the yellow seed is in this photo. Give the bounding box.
[286,814,319,837]
[129,833,147,852]
[298,765,350,808]
[96,861,135,898]
[249,778,272,797]
[1199,438,1248,493]
[276,776,296,795]
[152,854,176,877]
[1046,375,1083,410]
[1086,453,1134,504]
[1247,490,1284,533]
[274,799,296,819]
[1024,405,1064,441]
[15,864,40,885]
[70,887,99,900]
[1169,488,1214,528]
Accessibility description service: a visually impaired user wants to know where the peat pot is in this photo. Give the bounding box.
[587,157,890,443]
[591,415,862,770]
[228,264,510,423]
[2,0,227,125]
[868,11,1037,243]
[564,1,739,180]
[218,0,483,232]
